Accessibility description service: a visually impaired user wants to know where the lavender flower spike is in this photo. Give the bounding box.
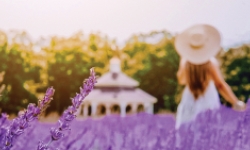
[1,87,55,150]
[80,68,97,98]
[0,113,8,127]
[38,68,97,150]
[38,87,55,113]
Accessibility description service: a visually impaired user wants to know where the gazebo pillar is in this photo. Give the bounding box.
[131,103,138,113]
[144,103,153,114]
[149,104,154,114]
[105,103,111,115]
[120,102,126,117]
[91,102,97,116]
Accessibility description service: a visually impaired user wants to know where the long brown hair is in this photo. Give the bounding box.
[185,61,211,99]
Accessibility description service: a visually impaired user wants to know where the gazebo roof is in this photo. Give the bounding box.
[85,56,157,105]
[95,72,139,88]
[85,88,157,104]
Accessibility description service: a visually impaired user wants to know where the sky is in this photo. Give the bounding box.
[0,0,250,48]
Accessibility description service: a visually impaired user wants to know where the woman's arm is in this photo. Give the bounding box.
[210,58,246,110]
[177,58,186,85]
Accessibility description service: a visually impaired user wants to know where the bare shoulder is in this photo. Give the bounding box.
[177,58,187,85]
[209,57,219,67]
[180,58,187,67]
[209,57,224,83]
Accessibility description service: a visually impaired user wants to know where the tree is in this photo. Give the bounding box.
[0,33,41,114]
[219,45,250,103]
[44,33,114,114]
[122,31,180,112]
[225,56,250,101]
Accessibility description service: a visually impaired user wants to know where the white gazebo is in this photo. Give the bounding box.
[77,57,157,117]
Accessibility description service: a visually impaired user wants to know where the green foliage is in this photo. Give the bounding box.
[219,45,250,106]
[45,33,111,114]
[0,43,40,114]
[122,32,180,112]
[220,45,250,102]
[226,57,250,100]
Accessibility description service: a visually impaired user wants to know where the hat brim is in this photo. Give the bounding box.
[175,24,221,65]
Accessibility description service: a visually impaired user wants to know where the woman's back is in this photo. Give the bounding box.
[175,80,220,129]
[175,57,246,129]
[175,57,222,129]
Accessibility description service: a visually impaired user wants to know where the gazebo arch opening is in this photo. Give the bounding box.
[111,104,120,114]
[137,104,144,113]
[97,104,106,116]
[88,105,92,116]
[126,105,132,114]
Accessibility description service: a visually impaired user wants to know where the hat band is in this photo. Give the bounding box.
[189,34,207,49]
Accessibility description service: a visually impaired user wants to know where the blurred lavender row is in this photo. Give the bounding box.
[0,100,247,150]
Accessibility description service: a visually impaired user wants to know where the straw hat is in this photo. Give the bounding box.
[174,24,221,65]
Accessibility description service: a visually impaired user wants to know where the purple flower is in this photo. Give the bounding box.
[71,94,83,109]
[39,87,55,110]
[45,87,55,98]
[0,113,8,126]
[1,87,55,150]
[50,128,64,141]
[37,141,48,150]
[38,68,97,150]
[4,134,12,149]
[58,120,70,131]
[25,103,41,121]
[80,68,97,97]
[18,117,29,130]
[9,119,24,136]
[62,106,76,122]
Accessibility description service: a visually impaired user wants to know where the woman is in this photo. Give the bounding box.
[174,24,246,129]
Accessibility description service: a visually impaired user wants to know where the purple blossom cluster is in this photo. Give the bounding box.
[3,101,250,150]
[0,87,55,150]
[38,68,97,150]
[175,101,250,150]
[0,113,8,127]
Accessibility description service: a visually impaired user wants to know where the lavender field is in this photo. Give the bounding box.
[0,101,248,150]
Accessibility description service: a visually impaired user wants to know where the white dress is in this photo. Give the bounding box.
[175,80,221,129]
